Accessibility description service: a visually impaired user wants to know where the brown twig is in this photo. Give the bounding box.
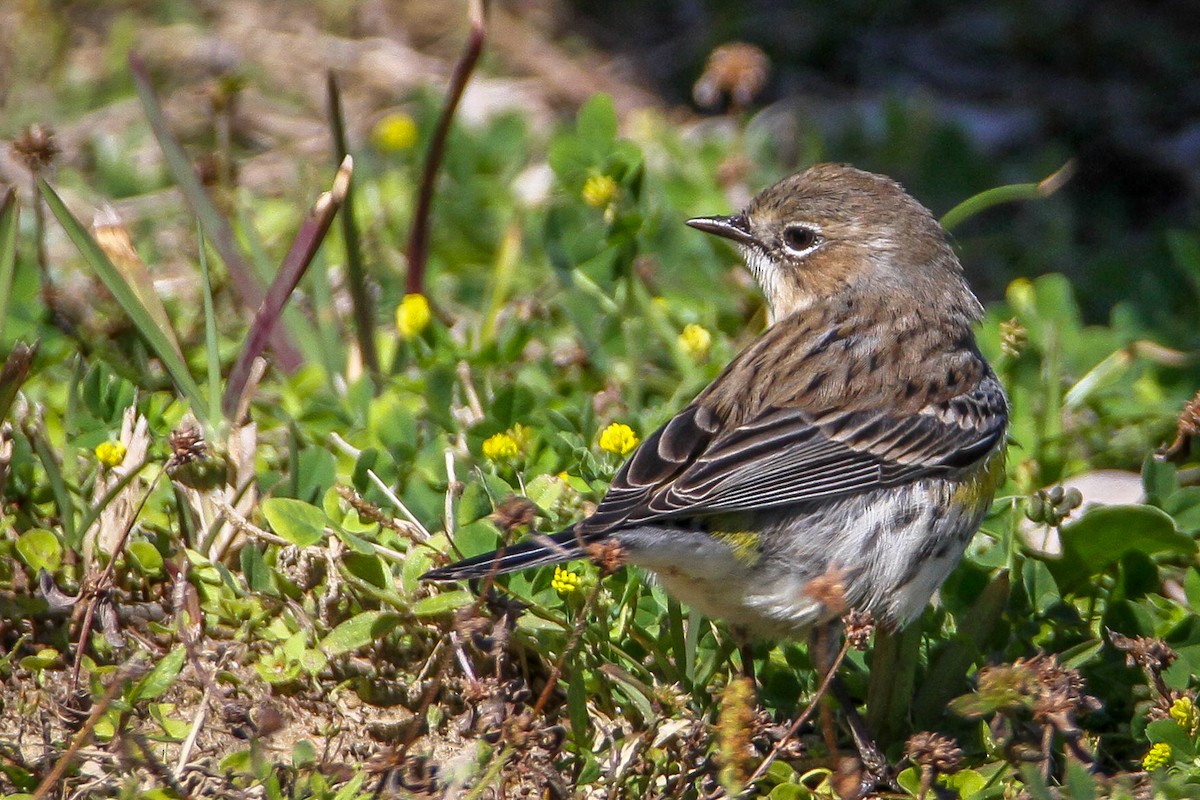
[32,657,146,800]
[70,462,169,692]
[532,579,602,717]
[405,0,486,296]
[221,156,353,418]
[741,636,853,792]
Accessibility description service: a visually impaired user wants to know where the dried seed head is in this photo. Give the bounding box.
[715,676,757,793]
[843,609,875,651]
[490,495,539,533]
[803,565,848,617]
[905,731,964,774]
[585,538,627,576]
[1109,630,1177,675]
[1160,389,1200,462]
[999,318,1027,358]
[12,124,60,172]
[168,424,207,466]
[693,42,771,110]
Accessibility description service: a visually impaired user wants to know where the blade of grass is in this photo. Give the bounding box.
[196,222,223,428]
[40,179,209,423]
[25,417,76,546]
[128,51,302,372]
[0,188,17,345]
[326,71,379,380]
[405,0,485,295]
[223,157,353,418]
[940,160,1074,232]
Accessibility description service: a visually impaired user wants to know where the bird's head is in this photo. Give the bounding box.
[687,163,980,324]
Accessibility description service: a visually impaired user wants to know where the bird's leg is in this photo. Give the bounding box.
[808,624,893,788]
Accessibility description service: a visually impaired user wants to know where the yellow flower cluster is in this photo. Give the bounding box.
[371,112,418,153]
[551,566,582,596]
[581,174,618,209]
[481,424,533,463]
[482,432,520,462]
[95,441,127,468]
[1170,695,1198,735]
[395,293,431,339]
[599,422,639,456]
[1142,742,1172,771]
[678,323,712,359]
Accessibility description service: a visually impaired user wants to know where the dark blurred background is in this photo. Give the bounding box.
[561,0,1200,329]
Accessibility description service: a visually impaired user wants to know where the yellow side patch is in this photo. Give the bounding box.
[951,448,1007,509]
[710,530,762,565]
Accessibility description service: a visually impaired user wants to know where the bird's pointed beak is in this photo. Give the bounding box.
[686,213,756,246]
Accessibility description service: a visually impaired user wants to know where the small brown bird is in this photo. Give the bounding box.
[426,162,1007,646]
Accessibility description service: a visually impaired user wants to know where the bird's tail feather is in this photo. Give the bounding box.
[422,527,586,581]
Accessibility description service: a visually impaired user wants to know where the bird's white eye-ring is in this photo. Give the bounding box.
[782,224,821,256]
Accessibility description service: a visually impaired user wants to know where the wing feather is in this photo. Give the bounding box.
[580,373,1006,534]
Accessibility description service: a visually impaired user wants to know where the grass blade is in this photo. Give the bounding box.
[223,157,353,418]
[39,178,209,423]
[0,188,17,345]
[405,0,485,295]
[940,160,1074,231]
[197,222,223,428]
[128,51,302,371]
[326,71,380,380]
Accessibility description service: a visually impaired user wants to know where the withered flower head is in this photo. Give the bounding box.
[1109,630,1177,674]
[843,609,875,651]
[693,42,771,110]
[168,423,207,466]
[12,124,60,172]
[584,538,627,576]
[1160,389,1200,463]
[490,495,539,533]
[802,565,848,617]
[905,731,964,774]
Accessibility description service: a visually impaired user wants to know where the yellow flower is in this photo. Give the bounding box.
[371,112,419,153]
[482,432,520,462]
[1142,742,1172,771]
[395,293,431,339]
[1170,696,1198,734]
[581,174,618,209]
[678,323,712,359]
[599,423,639,456]
[95,441,127,468]
[551,566,582,596]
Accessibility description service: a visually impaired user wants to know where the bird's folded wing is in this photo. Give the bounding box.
[580,375,1007,534]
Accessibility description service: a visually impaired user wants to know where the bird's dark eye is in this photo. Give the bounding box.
[782,225,820,254]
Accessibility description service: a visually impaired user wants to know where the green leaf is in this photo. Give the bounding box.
[17,529,62,572]
[1146,718,1196,758]
[320,611,402,656]
[577,94,617,148]
[240,544,274,594]
[332,773,367,800]
[292,739,318,768]
[128,541,164,576]
[39,179,208,422]
[1050,505,1194,591]
[261,497,327,547]
[411,590,474,617]
[130,645,186,704]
